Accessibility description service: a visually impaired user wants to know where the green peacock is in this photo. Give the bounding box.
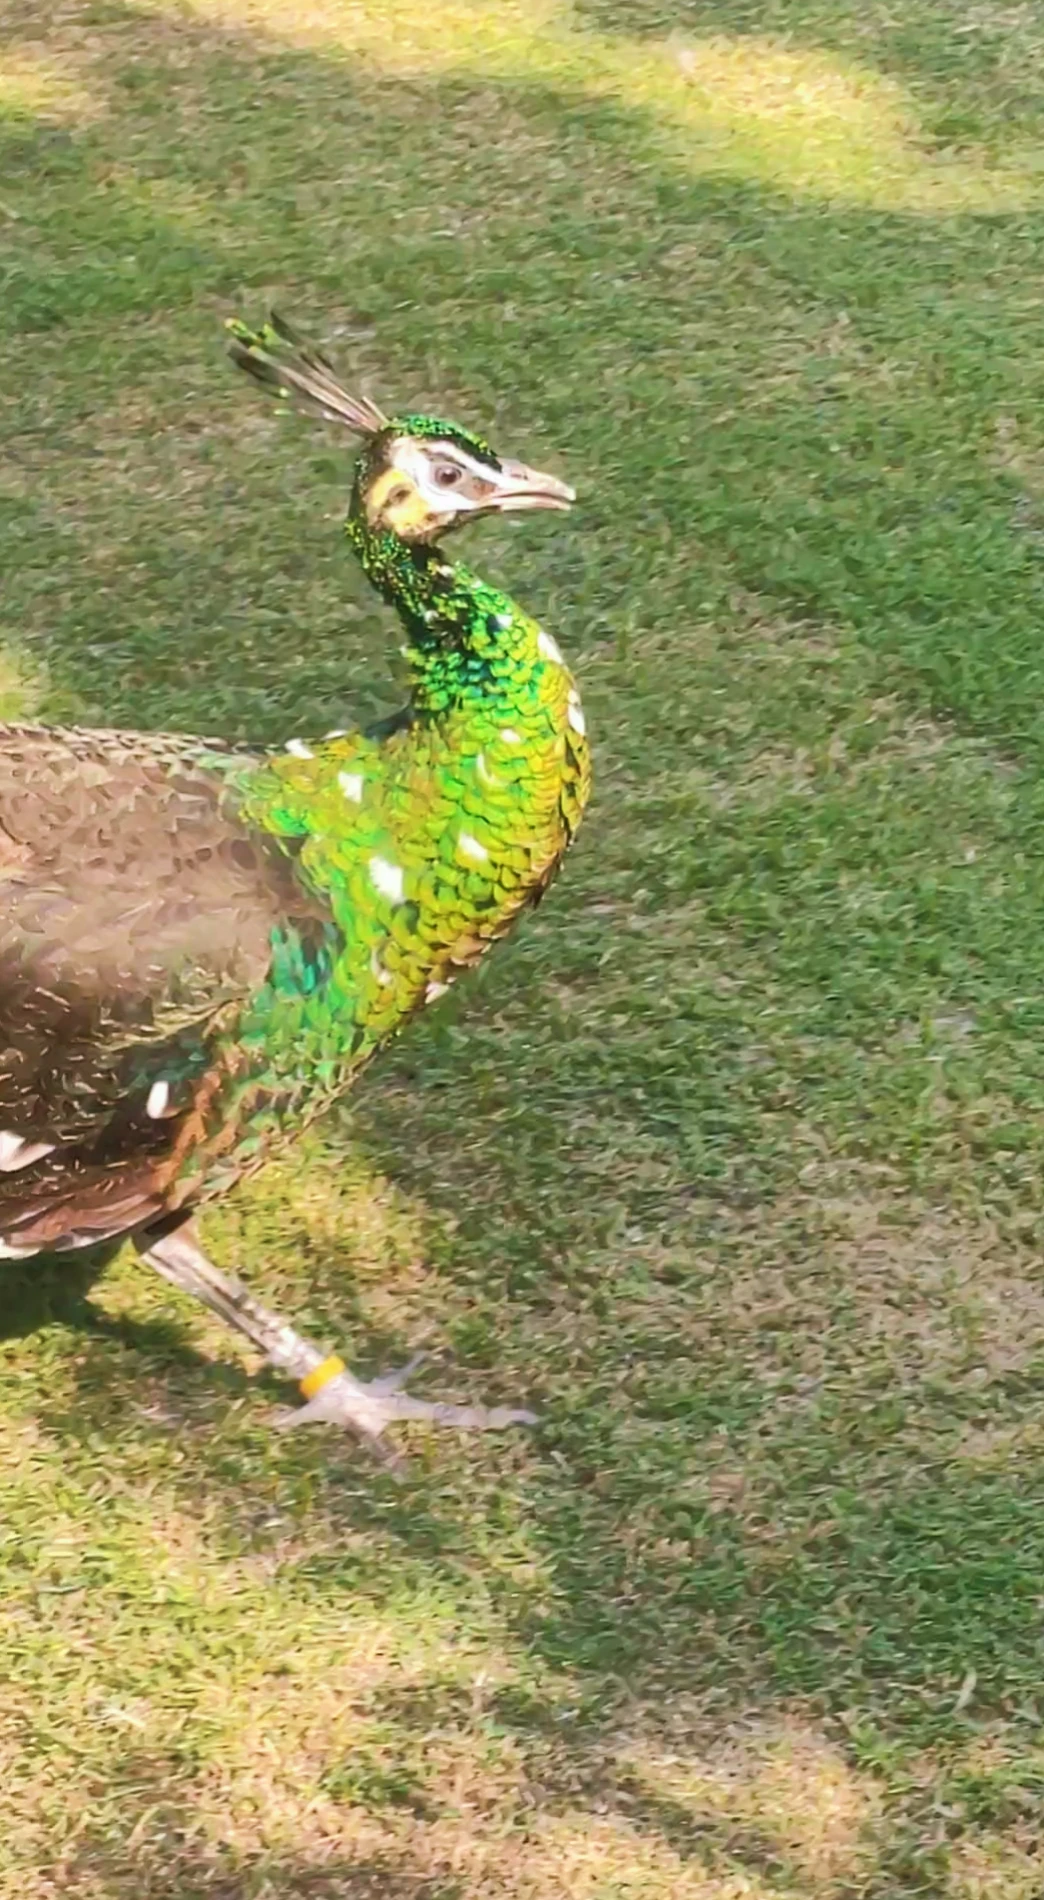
[0,315,590,1451]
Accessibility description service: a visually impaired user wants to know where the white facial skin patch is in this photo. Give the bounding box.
[389,436,500,516]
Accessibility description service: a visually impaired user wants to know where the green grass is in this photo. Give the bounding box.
[7,0,1044,1891]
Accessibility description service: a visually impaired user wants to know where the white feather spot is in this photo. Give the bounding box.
[425,980,451,1003]
[537,629,563,664]
[475,750,500,787]
[500,727,522,745]
[285,739,314,760]
[370,948,394,987]
[324,727,348,739]
[567,696,587,737]
[338,771,364,803]
[0,1238,39,1257]
[146,1081,170,1119]
[369,856,405,903]
[458,831,489,862]
[0,1130,54,1172]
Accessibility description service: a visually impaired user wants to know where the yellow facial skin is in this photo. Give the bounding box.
[364,466,440,540]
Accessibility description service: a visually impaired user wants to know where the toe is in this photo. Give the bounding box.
[367,1351,429,1396]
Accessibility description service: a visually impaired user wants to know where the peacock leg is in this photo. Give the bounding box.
[136,1223,536,1452]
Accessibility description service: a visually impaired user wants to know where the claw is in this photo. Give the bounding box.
[367,1350,429,1397]
[274,1359,538,1454]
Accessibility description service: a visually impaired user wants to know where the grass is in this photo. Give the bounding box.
[5,0,1044,1891]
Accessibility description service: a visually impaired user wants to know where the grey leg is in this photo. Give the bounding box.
[137,1223,536,1454]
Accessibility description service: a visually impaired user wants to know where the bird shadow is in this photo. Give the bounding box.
[0,1241,119,1343]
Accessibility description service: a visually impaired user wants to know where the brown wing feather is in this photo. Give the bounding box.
[0,724,322,1252]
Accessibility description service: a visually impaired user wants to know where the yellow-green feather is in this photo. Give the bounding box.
[178,524,589,1193]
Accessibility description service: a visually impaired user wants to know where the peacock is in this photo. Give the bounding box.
[0,315,590,1453]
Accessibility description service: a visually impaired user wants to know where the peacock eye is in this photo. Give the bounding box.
[434,464,462,487]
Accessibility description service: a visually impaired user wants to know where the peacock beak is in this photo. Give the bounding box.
[487,460,575,512]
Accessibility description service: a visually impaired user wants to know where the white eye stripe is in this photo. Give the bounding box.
[392,436,499,509]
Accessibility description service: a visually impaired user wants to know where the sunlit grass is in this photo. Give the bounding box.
[0,47,101,125]
[143,0,1040,210]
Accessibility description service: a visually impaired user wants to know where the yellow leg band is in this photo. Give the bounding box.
[299,1354,346,1400]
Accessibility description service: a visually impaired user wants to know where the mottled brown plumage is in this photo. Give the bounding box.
[0,725,327,1251]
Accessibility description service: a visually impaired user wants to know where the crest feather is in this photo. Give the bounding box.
[227,311,386,434]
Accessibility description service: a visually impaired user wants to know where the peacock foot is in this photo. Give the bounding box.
[275,1350,538,1454]
[138,1224,536,1466]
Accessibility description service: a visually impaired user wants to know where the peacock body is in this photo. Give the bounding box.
[0,318,590,1450]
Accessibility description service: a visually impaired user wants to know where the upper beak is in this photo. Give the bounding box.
[487,459,575,512]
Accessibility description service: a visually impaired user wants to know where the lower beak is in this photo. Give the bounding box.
[489,460,575,512]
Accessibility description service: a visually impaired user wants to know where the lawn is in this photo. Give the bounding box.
[5,0,1044,1892]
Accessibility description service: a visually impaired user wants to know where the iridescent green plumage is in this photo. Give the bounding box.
[174,327,590,1204]
[186,559,588,1199]
[0,315,589,1453]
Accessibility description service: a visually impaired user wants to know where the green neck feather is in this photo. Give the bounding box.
[218,468,588,1126]
[344,509,537,718]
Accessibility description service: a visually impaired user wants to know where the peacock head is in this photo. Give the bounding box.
[358,414,573,544]
[228,313,573,545]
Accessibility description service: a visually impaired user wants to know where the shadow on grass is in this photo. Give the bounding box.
[0,1243,119,1342]
[54,1737,798,1898]
[64,1767,467,1900]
